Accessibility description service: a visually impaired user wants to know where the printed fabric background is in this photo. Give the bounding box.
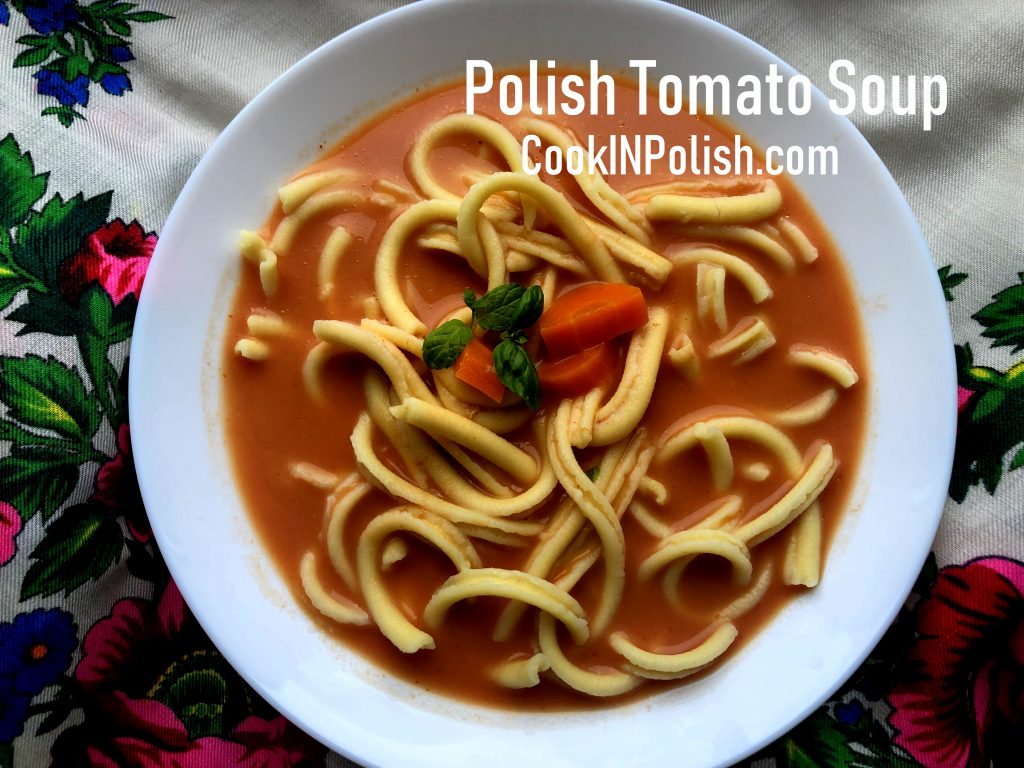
[0,1,1021,766]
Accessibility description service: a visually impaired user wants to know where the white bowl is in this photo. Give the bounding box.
[130,1,956,765]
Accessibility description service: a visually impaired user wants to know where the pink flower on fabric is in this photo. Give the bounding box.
[59,219,155,304]
[957,385,973,415]
[888,557,1024,767]
[53,581,315,767]
[92,423,150,542]
[0,501,22,565]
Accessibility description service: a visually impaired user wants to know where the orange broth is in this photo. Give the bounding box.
[222,75,867,710]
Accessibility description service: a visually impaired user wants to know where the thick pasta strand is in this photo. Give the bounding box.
[517,117,650,244]
[548,402,627,637]
[318,226,353,300]
[591,307,669,447]
[389,397,538,483]
[408,112,536,226]
[350,414,544,535]
[272,190,363,253]
[538,613,641,697]
[735,442,837,546]
[458,172,624,283]
[324,477,372,591]
[357,507,481,653]
[677,224,795,271]
[278,169,356,213]
[789,344,859,388]
[490,654,550,689]
[300,553,370,626]
[374,199,506,334]
[610,621,738,679]
[643,179,782,225]
[492,435,635,641]
[671,247,772,303]
[424,568,589,645]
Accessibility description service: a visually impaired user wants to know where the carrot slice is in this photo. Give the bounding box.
[538,343,617,397]
[454,338,505,403]
[539,282,648,359]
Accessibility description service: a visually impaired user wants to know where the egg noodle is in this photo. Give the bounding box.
[231,109,860,698]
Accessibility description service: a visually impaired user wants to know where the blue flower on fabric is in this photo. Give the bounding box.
[0,2,10,27]
[0,681,31,742]
[0,609,78,696]
[24,0,80,35]
[100,72,131,96]
[33,69,89,106]
[834,698,866,726]
[109,45,134,63]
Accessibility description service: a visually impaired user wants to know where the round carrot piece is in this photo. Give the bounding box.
[539,282,648,359]
[538,343,617,397]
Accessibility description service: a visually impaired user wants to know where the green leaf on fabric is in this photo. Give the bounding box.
[777,707,924,768]
[972,389,1005,421]
[150,651,253,739]
[40,105,85,127]
[965,365,1001,387]
[81,282,132,343]
[35,687,79,736]
[105,16,131,35]
[21,504,125,599]
[113,354,130,427]
[0,134,49,231]
[8,289,80,336]
[0,742,12,768]
[89,59,126,83]
[125,10,174,22]
[0,419,86,457]
[125,538,160,582]
[0,229,40,308]
[15,34,51,48]
[51,36,73,58]
[0,448,80,521]
[66,54,92,81]
[973,272,1024,353]
[937,265,967,302]
[954,343,973,378]
[0,354,100,441]
[12,191,112,288]
[780,711,861,768]
[13,46,50,68]
[1010,446,1024,471]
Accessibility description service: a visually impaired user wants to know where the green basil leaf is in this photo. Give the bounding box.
[474,283,526,331]
[512,284,545,330]
[493,339,541,410]
[584,466,600,482]
[422,319,472,369]
[463,288,477,311]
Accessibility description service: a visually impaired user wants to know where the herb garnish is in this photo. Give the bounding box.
[421,319,473,369]
[423,282,545,410]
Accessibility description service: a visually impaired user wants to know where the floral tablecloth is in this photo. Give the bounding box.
[0,1,1021,766]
